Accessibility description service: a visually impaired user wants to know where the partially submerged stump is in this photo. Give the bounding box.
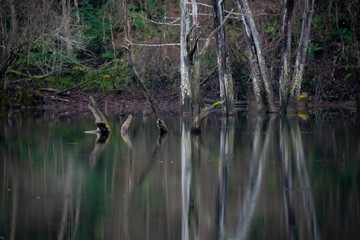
[121,115,133,133]
[88,96,111,134]
[191,101,223,133]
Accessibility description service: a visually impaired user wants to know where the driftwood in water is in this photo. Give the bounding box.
[88,96,111,134]
[124,45,168,134]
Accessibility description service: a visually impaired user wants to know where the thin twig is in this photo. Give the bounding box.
[199,9,234,56]
[56,79,93,95]
[125,38,180,47]
[140,15,180,26]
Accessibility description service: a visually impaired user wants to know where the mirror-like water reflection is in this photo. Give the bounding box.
[0,112,359,240]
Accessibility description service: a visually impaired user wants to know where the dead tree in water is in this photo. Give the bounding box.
[123,45,168,134]
[88,96,111,134]
[237,0,314,113]
[237,0,276,113]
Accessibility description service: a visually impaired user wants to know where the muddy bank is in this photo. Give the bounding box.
[0,87,358,121]
[0,87,180,119]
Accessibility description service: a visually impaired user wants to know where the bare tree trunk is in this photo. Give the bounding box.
[288,0,315,112]
[179,0,202,130]
[237,0,276,113]
[189,0,202,130]
[61,0,72,57]
[279,0,295,113]
[180,0,191,112]
[212,0,234,115]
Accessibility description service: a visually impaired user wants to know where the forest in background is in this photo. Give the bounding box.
[0,0,359,106]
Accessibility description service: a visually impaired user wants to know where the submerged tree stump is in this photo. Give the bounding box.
[121,115,133,133]
[88,96,111,134]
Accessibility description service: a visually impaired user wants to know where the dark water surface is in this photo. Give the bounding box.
[0,111,359,240]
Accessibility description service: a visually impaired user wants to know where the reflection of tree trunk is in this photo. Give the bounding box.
[71,180,82,240]
[10,171,18,240]
[138,133,167,185]
[236,117,274,239]
[57,156,74,240]
[215,118,234,240]
[123,136,133,240]
[280,119,298,239]
[291,120,320,240]
[89,132,110,166]
[181,120,192,240]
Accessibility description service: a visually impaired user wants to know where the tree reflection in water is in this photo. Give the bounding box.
[1,114,359,239]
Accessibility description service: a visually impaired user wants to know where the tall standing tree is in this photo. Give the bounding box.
[180,0,191,112]
[237,0,276,113]
[212,0,234,115]
[180,0,203,130]
[237,0,315,113]
[288,0,315,112]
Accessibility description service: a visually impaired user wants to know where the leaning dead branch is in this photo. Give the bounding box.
[123,44,168,134]
[88,96,111,134]
[199,9,234,56]
[125,38,180,47]
[192,101,223,132]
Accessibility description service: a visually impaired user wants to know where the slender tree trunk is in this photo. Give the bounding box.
[212,0,234,115]
[237,0,276,113]
[189,0,202,129]
[288,0,314,112]
[9,0,18,37]
[73,0,80,25]
[61,0,72,57]
[180,0,191,112]
[279,0,295,113]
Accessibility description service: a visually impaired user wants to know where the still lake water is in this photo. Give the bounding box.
[0,111,359,240]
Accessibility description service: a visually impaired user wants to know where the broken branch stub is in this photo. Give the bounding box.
[121,115,133,133]
[88,96,111,134]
